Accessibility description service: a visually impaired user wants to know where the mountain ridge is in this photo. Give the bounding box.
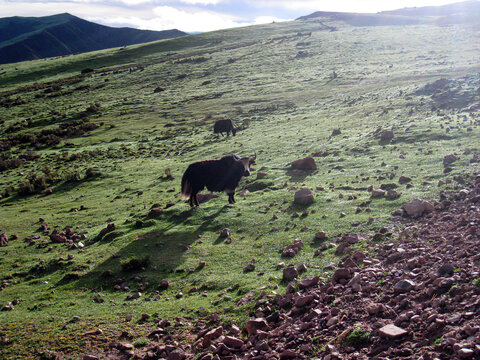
[297,0,480,26]
[0,13,186,64]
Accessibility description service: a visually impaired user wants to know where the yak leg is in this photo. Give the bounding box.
[227,191,235,204]
[189,189,198,207]
[192,189,201,207]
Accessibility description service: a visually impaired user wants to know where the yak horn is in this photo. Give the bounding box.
[251,151,257,161]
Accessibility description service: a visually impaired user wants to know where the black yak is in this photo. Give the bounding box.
[213,118,236,136]
[181,153,256,207]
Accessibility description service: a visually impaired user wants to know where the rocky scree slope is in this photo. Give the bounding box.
[86,172,480,359]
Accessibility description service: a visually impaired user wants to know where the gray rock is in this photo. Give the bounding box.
[458,348,474,359]
[168,349,186,360]
[294,188,314,205]
[386,189,400,199]
[371,188,385,198]
[443,153,459,166]
[438,263,455,276]
[380,130,394,141]
[379,324,407,338]
[222,336,244,349]
[394,279,415,293]
[333,268,351,282]
[283,266,298,281]
[402,198,434,217]
[245,318,268,335]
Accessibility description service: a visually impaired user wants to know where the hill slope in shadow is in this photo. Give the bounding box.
[0,13,186,64]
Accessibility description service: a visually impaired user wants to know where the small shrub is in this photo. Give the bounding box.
[344,327,371,348]
[3,186,14,197]
[102,231,122,242]
[18,180,35,196]
[0,158,24,172]
[64,170,81,182]
[85,167,101,179]
[121,256,151,272]
[81,68,94,74]
[133,338,149,348]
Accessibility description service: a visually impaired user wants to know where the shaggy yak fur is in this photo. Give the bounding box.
[213,118,236,136]
[181,154,255,207]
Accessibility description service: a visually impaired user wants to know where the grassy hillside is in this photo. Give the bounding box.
[1,18,479,358]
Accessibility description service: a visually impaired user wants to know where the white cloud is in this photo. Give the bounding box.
[246,0,465,13]
[253,15,289,24]
[149,5,245,32]
[118,0,154,6]
[178,0,224,5]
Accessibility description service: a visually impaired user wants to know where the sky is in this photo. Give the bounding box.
[0,0,470,33]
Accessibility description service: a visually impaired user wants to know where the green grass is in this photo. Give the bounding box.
[1,18,480,358]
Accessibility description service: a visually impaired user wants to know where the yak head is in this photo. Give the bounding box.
[239,152,256,176]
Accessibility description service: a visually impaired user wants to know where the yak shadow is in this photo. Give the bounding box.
[59,205,229,290]
[286,168,318,182]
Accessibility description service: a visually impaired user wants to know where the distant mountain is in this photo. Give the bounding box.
[0,13,187,64]
[297,0,480,26]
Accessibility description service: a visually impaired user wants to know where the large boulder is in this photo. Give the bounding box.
[292,157,317,171]
[443,153,458,166]
[402,198,434,217]
[294,188,314,205]
[380,129,394,142]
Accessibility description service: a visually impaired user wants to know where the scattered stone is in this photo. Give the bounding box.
[379,324,408,338]
[394,279,415,293]
[438,263,455,276]
[333,268,351,282]
[219,228,230,238]
[371,188,385,198]
[402,198,434,217]
[294,188,314,205]
[399,175,412,184]
[203,326,223,347]
[245,318,268,335]
[331,128,341,136]
[281,238,304,257]
[458,348,474,359]
[168,349,186,360]
[159,279,169,290]
[148,208,163,217]
[386,189,401,199]
[283,266,298,281]
[244,263,255,272]
[223,336,243,349]
[298,276,319,290]
[236,292,256,306]
[279,350,298,359]
[292,156,317,171]
[380,129,394,142]
[443,153,459,166]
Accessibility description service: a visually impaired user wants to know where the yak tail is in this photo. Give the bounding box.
[181,174,191,200]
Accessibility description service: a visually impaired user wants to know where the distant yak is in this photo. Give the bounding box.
[181,153,256,207]
[213,118,236,136]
